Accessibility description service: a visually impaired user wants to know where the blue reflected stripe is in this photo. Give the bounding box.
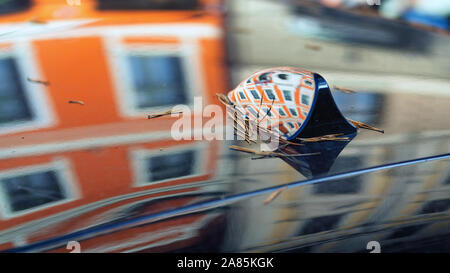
[4,153,450,253]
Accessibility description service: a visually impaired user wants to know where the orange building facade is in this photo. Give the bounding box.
[0,0,229,252]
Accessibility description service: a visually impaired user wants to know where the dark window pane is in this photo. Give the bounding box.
[259,73,270,81]
[0,0,31,15]
[250,90,260,100]
[313,156,363,194]
[289,108,297,116]
[277,107,286,116]
[300,214,344,235]
[239,92,246,100]
[301,94,310,106]
[283,90,292,101]
[147,150,195,182]
[386,224,426,239]
[0,57,32,124]
[265,89,276,100]
[419,199,450,214]
[1,171,65,212]
[128,55,187,108]
[304,79,313,86]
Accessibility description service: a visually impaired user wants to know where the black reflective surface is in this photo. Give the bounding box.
[0,0,449,253]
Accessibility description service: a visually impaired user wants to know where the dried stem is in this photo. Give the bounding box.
[347,118,384,133]
[148,110,183,119]
[264,187,287,205]
[68,100,84,105]
[333,86,357,94]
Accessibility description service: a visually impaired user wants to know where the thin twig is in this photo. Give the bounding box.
[27,78,50,86]
[258,98,275,125]
[256,96,263,119]
[68,100,84,105]
[333,86,357,94]
[347,118,384,133]
[148,110,183,119]
[305,44,322,51]
[229,145,318,158]
[264,187,287,205]
[298,134,349,142]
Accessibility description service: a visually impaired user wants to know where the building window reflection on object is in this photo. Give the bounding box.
[385,224,427,240]
[146,150,195,182]
[301,94,310,106]
[264,89,276,101]
[0,160,77,218]
[299,214,345,235]
[250,89,260,100]
[0,57,32,125]
[313,156,363,194]
[128,55,188,109]
[333,92,383,125]
[132,144,205,186]
[282,90,292,101]
[0,171,65,212]
[418,199,450,215]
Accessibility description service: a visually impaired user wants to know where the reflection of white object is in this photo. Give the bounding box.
[66,241,81,253]
[414,0,450,17]
[380,0,410,19]
[0,20,97,41]
[381,0,450,18]
[66,0,81,6]
[366,241,381,253]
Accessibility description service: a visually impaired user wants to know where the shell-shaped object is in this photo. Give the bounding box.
[227,67,317,140]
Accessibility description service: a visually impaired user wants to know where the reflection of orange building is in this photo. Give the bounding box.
[0,0,229,252]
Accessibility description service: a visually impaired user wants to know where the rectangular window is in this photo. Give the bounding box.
[282,90,292,101]
[238,91,247,100]
[301,94,310,106]
[250,90,260,100]
[419,199,450,214]
[128,55,187,108]
[313,156,363,194]
[289,108,298,116]
[304,79,313,87]
[265,89,276,101]
[299,214,344,235]
[0,57,33,125]
[0,170,66,213]
[386,224,427,239]
[277,107,286,116]
[145,150,196,182]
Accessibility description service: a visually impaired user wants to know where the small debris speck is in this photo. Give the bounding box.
[27,77,50,86]
[68,100,85,105]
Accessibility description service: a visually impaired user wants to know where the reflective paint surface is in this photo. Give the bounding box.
[0,0,449,253]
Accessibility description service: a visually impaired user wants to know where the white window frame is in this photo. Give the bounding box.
[0,42,56,135]
[131,142,207,187]
[105,36,203,117]
[0,158,79,219]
